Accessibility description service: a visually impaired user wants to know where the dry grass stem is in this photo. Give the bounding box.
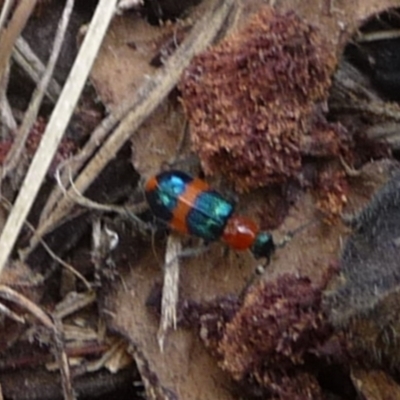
[53,317,75,400]
[0,301,26,323]
[158,234,181,351]
[356,29,400,42]
[3,0,75,183]
[0,284,54,329]
[0,0,39,82]
[0,0,119,275]
[1,195,92,290]
[332,102,400,121]
[0,0,15,33]
[85,338,126,373]
[55,167,145,216]
[0,64,16,134]
[54,291,96,320]
[13,37,62,103]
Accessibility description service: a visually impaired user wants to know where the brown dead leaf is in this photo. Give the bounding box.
[89,15,164,112]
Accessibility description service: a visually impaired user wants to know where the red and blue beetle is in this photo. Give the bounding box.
[145,170,275,260]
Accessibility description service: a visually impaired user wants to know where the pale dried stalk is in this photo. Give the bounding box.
[30,0,236,254]
[0,0,119,275]
[13,37,62,103]
[85,339,126,373]
[3,0,75,182]
[0,301,25,323]
[53,317,75,400]
[1,196,91,290]
[0,284,54,328]
[0,0,38,82]
[0,0,15,33]
[158,234,181,351]
[0,63,16,135]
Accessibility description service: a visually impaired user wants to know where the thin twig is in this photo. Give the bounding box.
[13,37,62,103]
[56,166,147,216]
[339,155,362,177]
[31,0,236,255]
[0,0,38,82]
[0,63,16,136]
[0,301,26,323]
[0,0,15,33]
[0,284,54,329]
[53,317,75,400]
[3,0,75,183]
[330,102,400,122]
[356,29,400,42]
[158,234,181,351]
[85,338,125,373]
[0,0,119,275]
[0,196,92,290]
[0,284,74,400]
[54,291,96,320]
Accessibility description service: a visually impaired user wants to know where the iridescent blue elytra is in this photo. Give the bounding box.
[145,170,234,241]
[187,190,233,240]
[145,170,275,260]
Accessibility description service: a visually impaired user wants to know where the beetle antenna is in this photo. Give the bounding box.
[276,219,317,249]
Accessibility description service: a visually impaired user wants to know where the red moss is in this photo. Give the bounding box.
[216,274,332,397]
[315,168,348,220]
[180,7,338,191]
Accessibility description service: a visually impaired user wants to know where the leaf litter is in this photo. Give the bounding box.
[0,0,400,399]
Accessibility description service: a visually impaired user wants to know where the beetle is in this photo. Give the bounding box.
[145,170,275,260]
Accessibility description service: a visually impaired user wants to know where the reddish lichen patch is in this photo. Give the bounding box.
[315,168,348,220]
[216,274,332,396]
[180,7,337,191]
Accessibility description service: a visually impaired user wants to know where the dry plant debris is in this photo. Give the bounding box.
[180,7,342,192]
[323,171,400,369]
[215,274,334,398]
[1,0,400,399]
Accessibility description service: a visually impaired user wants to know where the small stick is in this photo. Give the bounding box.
[158,234,181,351]
[0,284,54,329]
[85,338,125,373]
[356,29,400,43]
[0,196,92,290]
[0,63,16,135]
[13,37,62,103]
[0,0,38,82]
[0,0,15,33]
[56,166,148,219]
[52,317,75,400]
[0,301,25,324]
[330,102,400,122]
